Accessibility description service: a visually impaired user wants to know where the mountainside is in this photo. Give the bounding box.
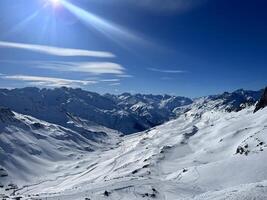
[0,87,192,134]
[174,89,262,117]
[0,87,267,199]
[0,107,121,185]
[105,92,193,127]
[0,87,262,135]
[254,87,267,113]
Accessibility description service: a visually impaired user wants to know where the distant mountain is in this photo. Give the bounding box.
[0,87,263,134]
[105,92,193,127]
[174,89,263,118]
[0,87,192,134]
[202,89,263,112]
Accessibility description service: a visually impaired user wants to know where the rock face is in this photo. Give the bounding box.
[254,87,267,113]
[0,107,15,122]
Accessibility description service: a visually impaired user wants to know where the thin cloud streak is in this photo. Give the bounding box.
[0,41,115,58]
[100,79,120,82]
[109,82,121,86]
[116,74,134,78]
[35,61,126,75]
[2,75,97,87]
[0,60,126,75]
[147,68,186,74]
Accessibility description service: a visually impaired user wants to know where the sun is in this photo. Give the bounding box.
[48,0,61,7]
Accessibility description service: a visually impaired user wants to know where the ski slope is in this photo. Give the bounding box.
[1,103,267,199]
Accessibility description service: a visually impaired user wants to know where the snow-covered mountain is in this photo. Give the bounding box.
[0,107,121,183]
[105,92,193,127]
[0,87,192,134]
[174,89,262,117]
[0,87,261,135]
[0,87,266,199]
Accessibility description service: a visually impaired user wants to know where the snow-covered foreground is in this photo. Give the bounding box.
[1,106,267,199]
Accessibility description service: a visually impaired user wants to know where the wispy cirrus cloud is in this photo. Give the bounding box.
[2,75,97,87]
[35,61,125,75]
[109,82,121,86]
[0,60,126,75]
[100,79,120,82]
[116,74,134,78]
[0,41,114,58]
[147,68,186,74]
[0,41,129,88]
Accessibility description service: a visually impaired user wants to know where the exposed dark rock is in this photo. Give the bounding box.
[0,107,14,116]
[142,164,150,169]
[182,168,188,173]
[132,169,139,174]
[236,146,250,156]
[254,87,267,113]
[152,188,158,193]
[142,192,156,198]
[104,190,110,197]
[13,197,23,200]
[236,146,245,154]
[0,107,15,122]
[32,122,45,129]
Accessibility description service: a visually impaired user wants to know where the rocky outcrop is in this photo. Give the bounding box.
[254,87,267,113]
[0,107,15,122]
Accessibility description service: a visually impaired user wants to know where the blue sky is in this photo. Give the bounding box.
[0,0,266,97]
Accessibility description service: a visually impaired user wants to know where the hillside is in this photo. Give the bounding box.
[0,87,261,135]
[0,88,267,199]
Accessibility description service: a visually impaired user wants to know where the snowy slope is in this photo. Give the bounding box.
[0,87,266,200]
[0,107,121,189]
[1,102,267,199]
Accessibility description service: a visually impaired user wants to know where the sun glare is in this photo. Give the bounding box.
[49,0,60,7]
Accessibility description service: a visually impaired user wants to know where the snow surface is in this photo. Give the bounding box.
[1,101,267,199]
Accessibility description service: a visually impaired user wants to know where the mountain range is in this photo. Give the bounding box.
[0,86,266,200]
[0,87,262,134]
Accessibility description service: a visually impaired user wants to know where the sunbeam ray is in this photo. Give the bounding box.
[3,9,42,38]
[59,0,146,45]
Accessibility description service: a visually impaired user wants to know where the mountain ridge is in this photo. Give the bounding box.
[0,87,263,135]
[0,86,267,199]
